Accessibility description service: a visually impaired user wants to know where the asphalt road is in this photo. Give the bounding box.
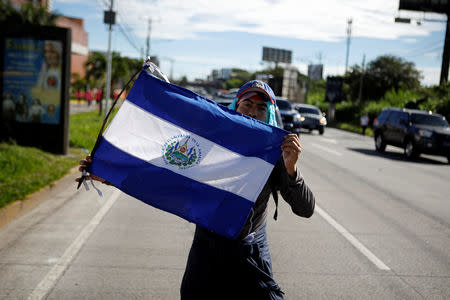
[0,127,449,299]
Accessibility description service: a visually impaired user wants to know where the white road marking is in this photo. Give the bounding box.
[316,205,391,271]
[319,137,338,144]
[311,143,343,156]
[27,189,122,300]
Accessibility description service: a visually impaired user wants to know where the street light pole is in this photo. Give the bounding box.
[104,0,115,118]
[345,18,352,73]
[145,18,152,58]
[358,54,366,103]
[440,14,450,84]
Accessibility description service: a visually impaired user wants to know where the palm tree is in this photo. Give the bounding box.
[0,1,58,26]
[85,51,142,90]
[85,51,107,88]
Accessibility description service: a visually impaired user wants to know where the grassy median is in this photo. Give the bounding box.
[0,110,113,209]
[333,122,374,137]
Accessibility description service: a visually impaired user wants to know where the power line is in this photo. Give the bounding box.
[116,12,143,52]
[116,21,142,55]
[94,0,143,56]
[407,39,444,57]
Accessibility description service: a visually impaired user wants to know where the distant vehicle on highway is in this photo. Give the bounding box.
[214,96,234,107]
[373,107,450,163]
[276,97,302,134]
[293,103,327,135]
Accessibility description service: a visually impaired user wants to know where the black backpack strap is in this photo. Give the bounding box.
[271,185,279,221]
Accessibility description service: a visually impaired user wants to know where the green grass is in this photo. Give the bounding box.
[0,109,116,209]
[0,143,80,208]
[333,122,374,137]
[69,110,106,150]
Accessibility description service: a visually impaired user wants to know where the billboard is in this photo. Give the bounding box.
[325,76,343,103]
[308,64,324,80]
[0,25,71,154]
[399,0,448,14]
[262,47,292,64]
[3,38,62,124]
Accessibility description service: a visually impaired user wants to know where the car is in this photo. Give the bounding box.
[274,105,284,129]
[293,103,327,135]
[275,97,302,134]
[373,107,450,163]
[213,96,234,107]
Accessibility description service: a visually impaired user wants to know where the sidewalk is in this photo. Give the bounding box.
[69,100,101,115]
[70,100,124,115]
[0,166,80,229]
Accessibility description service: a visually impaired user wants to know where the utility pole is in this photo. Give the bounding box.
[358,54,366,103]
[103,0,115,118]
[169,58,174,81]
[345,18,352,73]
[440,14,450,84]
[145,18,152,59]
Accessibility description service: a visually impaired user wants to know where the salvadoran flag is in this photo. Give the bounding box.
[90,69,287,239]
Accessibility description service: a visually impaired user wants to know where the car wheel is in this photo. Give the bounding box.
[319,127,324,135]
[375,134,386,152]
[404,140,418,159]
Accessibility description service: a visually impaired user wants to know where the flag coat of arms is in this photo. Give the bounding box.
[90,70,287,239]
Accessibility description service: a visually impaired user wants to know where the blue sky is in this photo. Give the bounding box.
[53,0,446,86]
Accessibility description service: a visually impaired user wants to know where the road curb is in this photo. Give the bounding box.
[0,166,80,229]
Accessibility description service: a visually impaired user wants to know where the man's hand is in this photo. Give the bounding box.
[281,134,302,177]
[75,155,106,183]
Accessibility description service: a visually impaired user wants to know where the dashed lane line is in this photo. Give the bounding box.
[311,142,343,156]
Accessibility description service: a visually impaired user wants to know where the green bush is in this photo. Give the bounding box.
[305,90,328,113]
[335,101,361,123]
[382,88,421,107]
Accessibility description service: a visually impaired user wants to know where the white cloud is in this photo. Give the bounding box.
[418,67,440,86]
[424,51,441,58]
[114,0,444,42]
[402,38,417,43]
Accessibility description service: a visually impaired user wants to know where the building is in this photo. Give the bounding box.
[55,16,89,78]
[9,0,89,79]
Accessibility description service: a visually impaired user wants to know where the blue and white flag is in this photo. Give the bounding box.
[90,70,287,239]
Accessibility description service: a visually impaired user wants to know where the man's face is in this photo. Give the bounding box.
[236,94,267,122]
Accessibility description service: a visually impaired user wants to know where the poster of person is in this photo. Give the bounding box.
[2,38,62,124]
[1,92,16,120]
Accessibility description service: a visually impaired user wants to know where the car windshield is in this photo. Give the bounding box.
[411,114,449,127]
[298,107,320,115]
[277,100,292,110]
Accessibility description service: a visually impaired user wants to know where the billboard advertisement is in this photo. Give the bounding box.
[399,0,448,14]
[262,47,292,64]
[2,38,62,124]
[0,25,71,154]
[308,64,324,80]
[325,76,343,103]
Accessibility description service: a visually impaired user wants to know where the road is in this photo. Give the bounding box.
[0,127,449,299]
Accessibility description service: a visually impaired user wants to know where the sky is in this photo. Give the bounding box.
[53,0,447,86]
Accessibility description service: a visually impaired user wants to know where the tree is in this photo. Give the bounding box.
[85,52,142,90]
[224,68,252,89]
[71,73,87,92]
[180,76,188,86]
[85,51,107,88]
[345,55,422,101]
[0,1,58,26]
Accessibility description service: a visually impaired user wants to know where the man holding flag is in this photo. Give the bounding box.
[77,74,315,299]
